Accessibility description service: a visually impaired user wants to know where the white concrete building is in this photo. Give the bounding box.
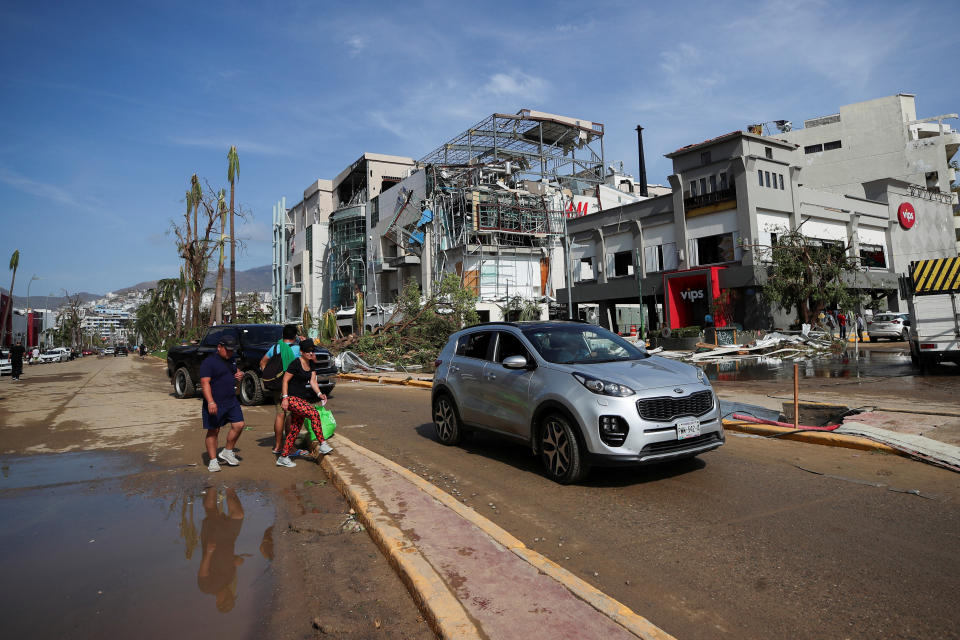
[563,115,957,332]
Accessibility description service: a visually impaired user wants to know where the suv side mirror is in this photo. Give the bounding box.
[502,355,532,370]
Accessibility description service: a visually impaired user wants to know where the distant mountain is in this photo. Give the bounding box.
[0,264,272,309]
[115,264,272,295]
[0,289,101,309]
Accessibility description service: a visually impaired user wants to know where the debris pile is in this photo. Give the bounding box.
[657,331,837,364]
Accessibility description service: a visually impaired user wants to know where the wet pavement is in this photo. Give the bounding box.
[0,451,275,640]
[702,348,930,382]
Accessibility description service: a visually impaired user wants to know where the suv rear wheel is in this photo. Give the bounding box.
[240,370,264,405]
[173,367,195,399]
[539,412,585,484]
[433,394,463,445]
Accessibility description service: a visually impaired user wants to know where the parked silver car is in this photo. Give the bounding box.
[432,321,724,484]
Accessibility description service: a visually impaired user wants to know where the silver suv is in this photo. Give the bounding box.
[432,321,724,483]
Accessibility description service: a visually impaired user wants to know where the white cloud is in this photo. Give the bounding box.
[168,136,286,156]
[0,168,104,215]
[482,72,549,100]
[345,35,368,56]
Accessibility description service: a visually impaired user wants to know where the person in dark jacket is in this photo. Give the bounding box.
[9,339,25,381]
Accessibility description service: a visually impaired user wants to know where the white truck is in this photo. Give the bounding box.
[901,257,960,371]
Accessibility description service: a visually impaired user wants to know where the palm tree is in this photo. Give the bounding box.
[211,189,227,325]
[2,250,19,347]
[189,175,203,330]
[227,146,239,321]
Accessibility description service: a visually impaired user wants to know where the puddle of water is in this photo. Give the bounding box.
[0,451,140,489]
[0,454,275,639]
[704,349,917,382]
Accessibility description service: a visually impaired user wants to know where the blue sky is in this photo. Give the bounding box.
[1,0,956,297]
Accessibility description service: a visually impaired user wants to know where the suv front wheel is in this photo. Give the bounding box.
[433,394,463,445]
[539,412,585,484]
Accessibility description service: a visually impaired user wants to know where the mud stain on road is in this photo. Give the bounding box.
[0,451,276,639]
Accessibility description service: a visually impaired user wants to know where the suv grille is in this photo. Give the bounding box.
[636,390,714,422]
[315,354,331,369]
[641,432,721,455]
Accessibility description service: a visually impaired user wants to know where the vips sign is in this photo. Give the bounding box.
[680,289,705,302]
[897,202,916,230]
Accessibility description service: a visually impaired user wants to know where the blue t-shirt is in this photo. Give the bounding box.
[265,342,300,359]
[198,353,239,407]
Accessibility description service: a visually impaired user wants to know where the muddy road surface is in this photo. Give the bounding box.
[332,377,960,640]
[0,356,433,640]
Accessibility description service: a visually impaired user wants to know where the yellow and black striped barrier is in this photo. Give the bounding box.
[910,257,960,295]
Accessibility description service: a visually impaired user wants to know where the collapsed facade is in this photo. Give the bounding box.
[274,110,644,328]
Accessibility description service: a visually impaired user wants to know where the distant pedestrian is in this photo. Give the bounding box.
[856,313,865,336]
[139,343,146,359]
[704,313,715,328]
[277,339,332,468]
[824,311,836,338]
[199,335,245,472]
[9,340,25,381]
[31,346,39,365]
[837,312,847,340]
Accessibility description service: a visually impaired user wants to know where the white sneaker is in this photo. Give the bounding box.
[218,449,239,466]
[276,456,296,468]
[208,459,221,472]
[318,441,333,455]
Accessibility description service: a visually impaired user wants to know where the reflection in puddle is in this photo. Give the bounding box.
[0,458,275,638]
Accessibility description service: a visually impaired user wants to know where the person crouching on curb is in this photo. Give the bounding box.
[277,339,332,468]
[200,335,245,472]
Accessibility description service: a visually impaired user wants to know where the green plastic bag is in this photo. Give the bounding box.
[303,405,336,441]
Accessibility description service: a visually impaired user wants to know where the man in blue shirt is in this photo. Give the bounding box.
[259,324,301,455]
[200,335,245,472]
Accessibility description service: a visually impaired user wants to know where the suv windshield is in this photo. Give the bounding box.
[240,325,282,345]
[522,325,647,364]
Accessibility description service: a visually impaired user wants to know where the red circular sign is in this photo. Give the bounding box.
[897,202,916,229]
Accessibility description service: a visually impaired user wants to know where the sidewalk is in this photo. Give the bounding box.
[321,434,674,640]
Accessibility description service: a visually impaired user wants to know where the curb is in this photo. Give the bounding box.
[320,443,478,639]
[338,372,433,389]
[722,419,902,455]
[322,434,675,640]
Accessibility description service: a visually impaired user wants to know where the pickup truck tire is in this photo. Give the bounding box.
[240,370,264,406]
[173,367,195,399]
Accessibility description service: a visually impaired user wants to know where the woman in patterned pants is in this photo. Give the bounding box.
[278,339,332,468]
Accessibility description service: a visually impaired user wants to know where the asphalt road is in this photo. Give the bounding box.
[332,379,960,640]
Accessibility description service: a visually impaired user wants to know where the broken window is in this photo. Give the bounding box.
[859,244,886,269]
[804,144,823,154]
[695,233,736,265]
[578,257,595,281]
[823,140,842,151]
[612,251,634,277]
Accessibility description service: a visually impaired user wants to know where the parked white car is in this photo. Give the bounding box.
[39,349,66,363]
[0,350,10,375]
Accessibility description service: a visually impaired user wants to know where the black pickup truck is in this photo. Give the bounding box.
[166,324,338,405]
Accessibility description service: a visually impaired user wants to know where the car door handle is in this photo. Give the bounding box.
[450,365,460,373]
[485,372,497,381]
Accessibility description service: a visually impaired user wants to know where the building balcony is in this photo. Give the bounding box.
[387,254,420,267]
[373,260,396,273]
[285,282,302,293]
[684,185,737,217]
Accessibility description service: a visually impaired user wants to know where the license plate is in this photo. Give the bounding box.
[676,419,701,440]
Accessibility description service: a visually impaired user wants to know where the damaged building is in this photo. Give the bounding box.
[274,109,647,329]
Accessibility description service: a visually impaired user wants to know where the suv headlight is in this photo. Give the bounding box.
[572,372,635,397]
[696,367,710,386]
